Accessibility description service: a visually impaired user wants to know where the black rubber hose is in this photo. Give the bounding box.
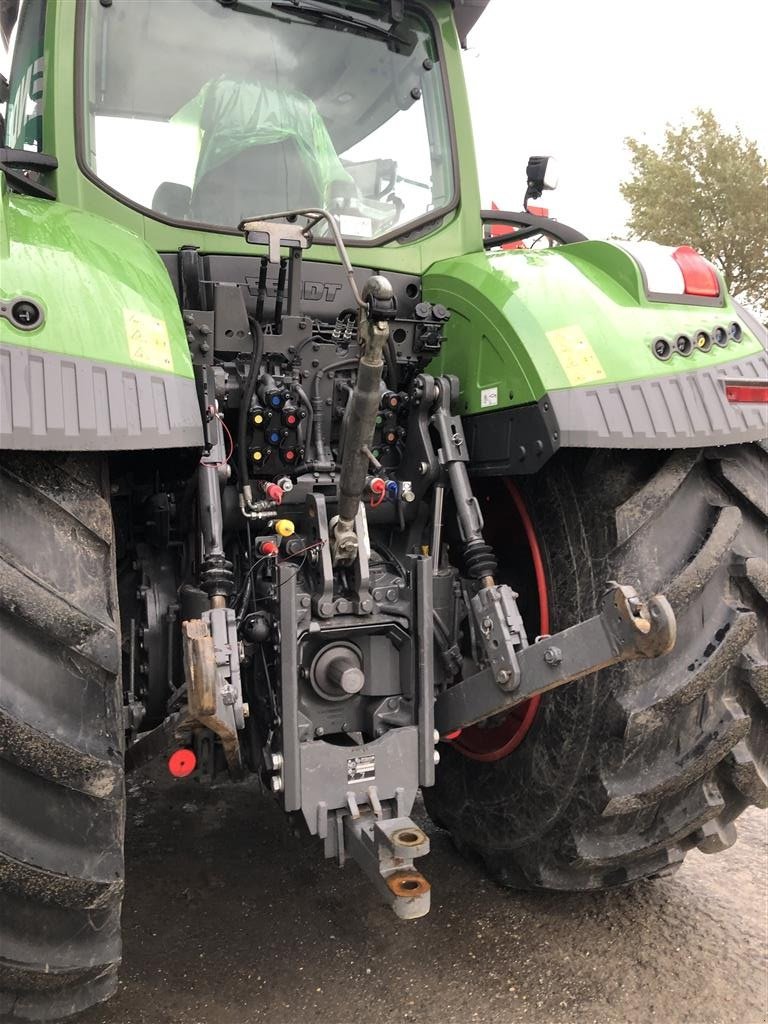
[255,257,268,321]
[311,391,330,466]
[238,323,265,488]
[288,357,360,475]
[274,257,287,327]
[385,334,397,385]
[311,357,357,467]
[293,382,313,455]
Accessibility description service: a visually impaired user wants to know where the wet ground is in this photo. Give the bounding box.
[81,769,768,1024]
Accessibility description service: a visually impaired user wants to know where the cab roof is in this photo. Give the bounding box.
[449,0,490,47]
[0,0,491,51]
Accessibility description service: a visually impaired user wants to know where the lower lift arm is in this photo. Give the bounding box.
[425,374,677,737]
[435,584,676,736]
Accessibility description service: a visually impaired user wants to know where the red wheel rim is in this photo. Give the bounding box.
[451,479,547,762]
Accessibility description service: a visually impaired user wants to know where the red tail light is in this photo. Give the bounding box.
[724,380,768,404]
[672,246,720,298]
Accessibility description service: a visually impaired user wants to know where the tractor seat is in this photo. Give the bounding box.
[189,137,322,229]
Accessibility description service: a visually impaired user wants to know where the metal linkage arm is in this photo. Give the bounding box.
[343,815,431,920]
[435,585,676,736]
[428,374,527,682]
[331,276,393,565]
[181,615,245,777]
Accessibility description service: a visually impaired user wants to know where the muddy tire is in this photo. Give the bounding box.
[0,454,124,1021]
[426,444,768,889]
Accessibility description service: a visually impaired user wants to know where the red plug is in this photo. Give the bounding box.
[369,477,386,509]
[263,483,284,504]
[168,748,197,778]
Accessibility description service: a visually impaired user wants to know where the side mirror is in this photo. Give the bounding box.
[524,155,558,211]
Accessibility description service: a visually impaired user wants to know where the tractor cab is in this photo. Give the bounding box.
[5,0,475,251]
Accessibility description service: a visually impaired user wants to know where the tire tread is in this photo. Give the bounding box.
[428,443,768,891]
[0,454,124,1022]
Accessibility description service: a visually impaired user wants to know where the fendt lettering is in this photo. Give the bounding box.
[245,277,344,303]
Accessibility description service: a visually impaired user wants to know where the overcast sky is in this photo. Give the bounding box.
[464,0,768,239]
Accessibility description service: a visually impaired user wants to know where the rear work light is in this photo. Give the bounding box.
[722,378,768,404]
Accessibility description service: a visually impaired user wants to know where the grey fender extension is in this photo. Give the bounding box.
[0,344,204,451]
[550,350,768,449]
[466,350,768,476]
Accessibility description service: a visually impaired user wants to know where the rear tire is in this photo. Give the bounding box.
[0,454,124,1021]
[426,444,768,889]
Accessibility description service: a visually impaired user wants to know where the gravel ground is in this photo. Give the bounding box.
[79,769,768,1024]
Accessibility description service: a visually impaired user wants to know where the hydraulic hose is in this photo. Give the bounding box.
[293,382,313,455]
[310,357,357,468]
[384,334,397,385]
[237,323,265,491]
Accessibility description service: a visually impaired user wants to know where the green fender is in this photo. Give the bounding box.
[0,185,203,450]
[424,242,767,467]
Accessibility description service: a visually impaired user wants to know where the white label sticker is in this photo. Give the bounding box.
[347,754,375,784]
[124,309,173,370]
[546,325,607,386]
[480,386,498,409]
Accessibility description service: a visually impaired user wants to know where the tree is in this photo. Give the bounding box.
[621,109,768,314]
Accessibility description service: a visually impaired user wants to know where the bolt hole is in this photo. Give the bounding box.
[399,878,420,891]
[405,283,419,299]
[393,327,407,344]
[397,831,420,844]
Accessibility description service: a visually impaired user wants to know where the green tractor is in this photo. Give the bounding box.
[1,0,766,1019]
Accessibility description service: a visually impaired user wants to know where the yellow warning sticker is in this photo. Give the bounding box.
[546,324,607,386]
[124,310,173,371]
